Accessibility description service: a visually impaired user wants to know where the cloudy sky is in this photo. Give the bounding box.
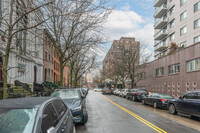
[99,0,154,60]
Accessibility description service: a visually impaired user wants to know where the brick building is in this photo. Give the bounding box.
[54,49,60,85]
[43,29,54,82]
[137,43,200,97]
[103,37,140,82]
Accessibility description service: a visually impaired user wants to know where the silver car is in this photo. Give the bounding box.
[0,97,75,133]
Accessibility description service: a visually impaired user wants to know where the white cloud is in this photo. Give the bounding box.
[103,10,154,46]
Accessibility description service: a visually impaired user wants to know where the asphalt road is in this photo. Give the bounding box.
[76,91,200,133]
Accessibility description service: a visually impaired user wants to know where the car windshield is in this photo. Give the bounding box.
[104,88,109,91]
[0,108,37,133]
[137,90,148,94]
[51,90,80,99]
[159,94,174,99]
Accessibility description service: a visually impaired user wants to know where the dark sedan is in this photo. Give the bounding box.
[142,93,174,109]
[102,88,112,95]
[51,89,88,125]
[126,89,148,101]
[168,90,200,118]
[0,97,75,133]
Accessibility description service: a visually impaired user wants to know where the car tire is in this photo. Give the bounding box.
[153,102,157,109]
[142,100,146,105]
[80,112,88,125]
[132,96,136,101]
[169,104,177,115]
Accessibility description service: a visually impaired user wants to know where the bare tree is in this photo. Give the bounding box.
[42,0,112,86]
[69,48,99,87]
[0,0,53,99]
[119,42,152,88]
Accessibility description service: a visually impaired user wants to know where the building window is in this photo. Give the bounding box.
[169,33,175,41]
[180,11,187,21]
[48,69,50,76]
[49,55,51,62]
[194,18,200,29]
[51,70,53,77]
[180,26,187,35]
[187,58,200,72]
[194,35,200,43]
[169,19,175,28]
[180,41,186,47]
[52,57,53,63]
[168,63,180,74]
[169,6,175,15]
[45,51,47,60]
[194,1,200,12]
[156,67,164,77]
[180,0,187,6]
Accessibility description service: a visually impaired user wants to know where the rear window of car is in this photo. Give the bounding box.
[159,94,173,99]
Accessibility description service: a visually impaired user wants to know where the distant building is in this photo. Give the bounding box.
[63,65,68,86]
[102,37,140,82]
[137,43,200,97]
[43,29,54,83]
[154,0,200,59]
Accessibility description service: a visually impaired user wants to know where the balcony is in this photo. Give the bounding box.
[154,0,166,7]
[155,41,168,51]
[154,29,168,40]
[154,16,168,29]
[154,3,167,18]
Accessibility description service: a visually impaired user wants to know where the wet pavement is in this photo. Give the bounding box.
[76,91,200,133]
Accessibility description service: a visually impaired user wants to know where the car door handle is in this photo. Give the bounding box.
[61,126,66,132]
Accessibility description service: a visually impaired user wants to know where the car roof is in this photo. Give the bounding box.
[188,90,200,93]
[0,97,55,109]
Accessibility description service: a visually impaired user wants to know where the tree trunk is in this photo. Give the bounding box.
[3,38,12,99]
[70,65,73,87]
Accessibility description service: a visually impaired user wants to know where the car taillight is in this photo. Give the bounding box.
[104,90,105,91]
[136,93,141,95]
[160,99,167,102]
[110,90,111,91]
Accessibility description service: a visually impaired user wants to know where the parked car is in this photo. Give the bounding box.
[119,89,125,97]
[127,89,148,101]
[120,89,130,98]
[102,88,112,95]
[94,88,102,92]
[168,90,200,118]
[51,89,88,125]
[0,97,75,133]
[113,89,120,95]
[142,93,174,109]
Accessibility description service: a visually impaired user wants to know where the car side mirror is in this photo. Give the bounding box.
[47,127,56,133]
[81,95,85,98]
[179,96,183,100]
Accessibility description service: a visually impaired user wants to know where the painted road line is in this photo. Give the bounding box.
[102,95,168,133]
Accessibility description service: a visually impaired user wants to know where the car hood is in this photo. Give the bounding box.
[62,98,81,109]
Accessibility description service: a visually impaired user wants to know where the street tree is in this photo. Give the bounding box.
[119,42,152,88]
[43,0,112,86]
[0,0,53,99]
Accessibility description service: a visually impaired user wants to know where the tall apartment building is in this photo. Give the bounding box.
[154,0,200,58]
[103,37,140,82]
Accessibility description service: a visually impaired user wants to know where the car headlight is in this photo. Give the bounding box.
[71,105,82,111]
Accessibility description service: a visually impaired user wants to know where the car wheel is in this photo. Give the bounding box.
[153,102,157,109]
[80,111,88,125]
[142,100,146,105]
[132,96,136,101]
[169,104,177,115]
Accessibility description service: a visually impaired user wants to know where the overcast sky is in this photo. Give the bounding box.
[98,0,154,61]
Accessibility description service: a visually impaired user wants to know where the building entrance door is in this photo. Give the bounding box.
[34,66,37,83]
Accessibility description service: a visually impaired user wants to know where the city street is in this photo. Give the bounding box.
[76,91,200,133]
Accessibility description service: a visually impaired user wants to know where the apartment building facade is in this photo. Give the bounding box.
[43,29,54,83]
[138,43,200,97]
[0,0,43,84]
[154,0,200,58]
[103,37,140,82]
